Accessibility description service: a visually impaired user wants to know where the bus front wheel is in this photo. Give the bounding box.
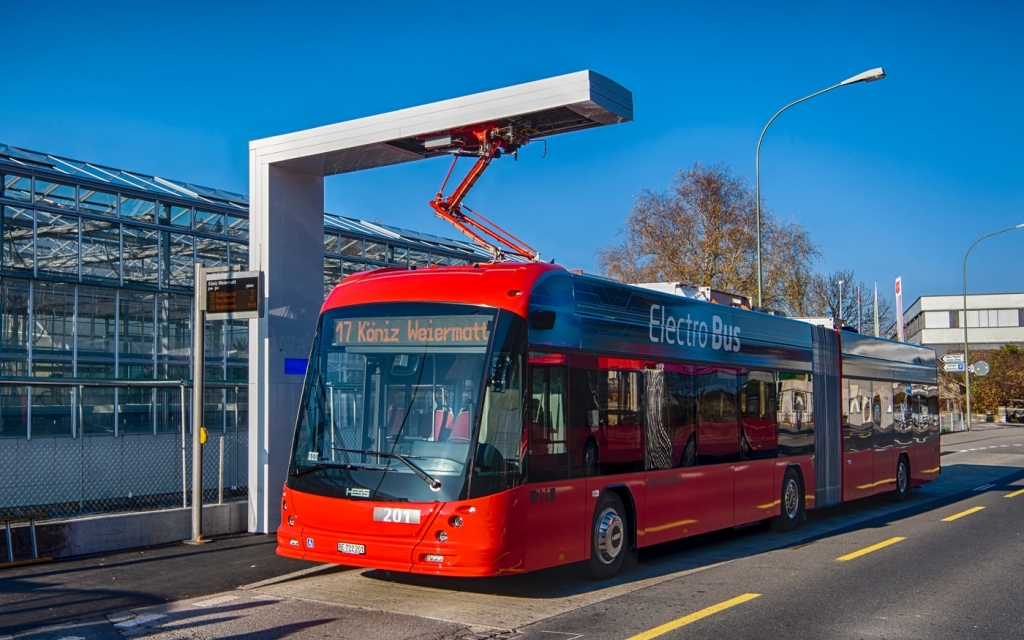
[773,469,803,532]
[589,492,628,580]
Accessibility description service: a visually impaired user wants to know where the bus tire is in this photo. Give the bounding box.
[589,492,628,580]
[893,456,910,502]
[773,468,803,532]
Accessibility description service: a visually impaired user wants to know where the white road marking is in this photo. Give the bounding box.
[113,613,166,629]
[974,484,996,491]
[192,595,240,608]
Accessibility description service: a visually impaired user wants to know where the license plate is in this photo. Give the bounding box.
[373,507,421,524]
[337,542,366,555]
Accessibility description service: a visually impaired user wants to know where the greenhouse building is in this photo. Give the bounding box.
[0,142,489,518]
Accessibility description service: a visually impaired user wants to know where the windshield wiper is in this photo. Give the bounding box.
[333,448,442,491]
[291,461,390,477]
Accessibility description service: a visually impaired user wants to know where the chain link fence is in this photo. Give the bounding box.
[0,380,247,521]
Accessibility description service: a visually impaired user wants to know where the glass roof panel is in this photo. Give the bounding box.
[2,142,496,262]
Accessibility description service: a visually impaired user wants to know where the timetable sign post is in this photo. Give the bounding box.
[205,269,264,320]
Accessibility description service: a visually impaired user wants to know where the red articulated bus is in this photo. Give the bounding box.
[277,262,940,578]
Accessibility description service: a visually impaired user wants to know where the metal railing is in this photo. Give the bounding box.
[0,378,248,521]
[940,412,968,433]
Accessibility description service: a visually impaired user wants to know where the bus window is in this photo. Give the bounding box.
[528,364,569,481]
[778,373,814,457]
[696,368,740,464]
[569,368,600,478]
[471,325,527,498]
[664,367,697,467]
[645,367,672,471]
[739,370,777,460]
[567,366,645,476]
[872,381,894,452]
[844,378,872,453]
[599,369,645,474]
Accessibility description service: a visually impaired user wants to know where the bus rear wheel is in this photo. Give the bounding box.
[772,469,803,532]
[589,492,628,580]
[893,456,910,502]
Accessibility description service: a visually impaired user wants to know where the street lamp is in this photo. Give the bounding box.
[962,222,1024,431]
[754,67,886,308]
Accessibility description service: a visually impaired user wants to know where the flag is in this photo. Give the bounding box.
[873,282,879,337]
[895,276,905,342]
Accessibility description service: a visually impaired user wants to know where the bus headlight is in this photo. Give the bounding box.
[436,530,448,542]
[449,516,463,528]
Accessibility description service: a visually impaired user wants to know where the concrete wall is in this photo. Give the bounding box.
[0,502,248,561]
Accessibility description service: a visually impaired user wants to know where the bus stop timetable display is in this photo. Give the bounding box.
[205,272,263,320]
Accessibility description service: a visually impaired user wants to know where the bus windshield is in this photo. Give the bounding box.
[288,302,525,503]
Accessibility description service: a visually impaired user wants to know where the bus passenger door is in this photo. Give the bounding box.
[735,372,778,525]
[843,381,875,501]
[873,383,898,493]
[525,361,585,570]
[694,367,740,531]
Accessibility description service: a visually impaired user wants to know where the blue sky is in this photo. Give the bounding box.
[3,1,1022,306]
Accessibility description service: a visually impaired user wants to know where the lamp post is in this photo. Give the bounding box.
[962,222,1024,431]
[755,67,886,308]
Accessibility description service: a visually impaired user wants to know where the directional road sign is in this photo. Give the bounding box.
[941,354,966,364]
[943,363,966,372]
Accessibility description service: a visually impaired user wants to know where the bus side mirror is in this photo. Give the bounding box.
[530,310,556,330]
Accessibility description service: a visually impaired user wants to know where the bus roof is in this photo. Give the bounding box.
[324,263,936,383]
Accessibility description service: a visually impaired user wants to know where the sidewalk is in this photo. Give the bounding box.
[0,532,325,636]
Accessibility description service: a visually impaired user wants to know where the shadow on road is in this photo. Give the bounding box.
[352,463,1024,600]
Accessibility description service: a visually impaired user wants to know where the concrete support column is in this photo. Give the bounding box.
[248,161,324,534]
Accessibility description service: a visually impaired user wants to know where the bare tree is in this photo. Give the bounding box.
[806,270,894,335]
[596,163,819,314]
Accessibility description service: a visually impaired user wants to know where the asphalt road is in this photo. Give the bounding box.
[6,423,1024,639]
[0,532,320,636]
[520,468,1024,639]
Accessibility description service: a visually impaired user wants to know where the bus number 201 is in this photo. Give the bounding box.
[373,507,421,524]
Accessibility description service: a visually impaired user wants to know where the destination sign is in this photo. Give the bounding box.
[332,315,491,347]
[205,271,263,320]
[941,354,965,364]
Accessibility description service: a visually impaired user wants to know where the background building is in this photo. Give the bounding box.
[902,293,1024,356]
[0,143,488,518]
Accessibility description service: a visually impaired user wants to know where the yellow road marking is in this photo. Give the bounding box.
[1005,488,1024,498]
[626,593,761,640]
[942,506,985,522]
[836,537,905,562]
